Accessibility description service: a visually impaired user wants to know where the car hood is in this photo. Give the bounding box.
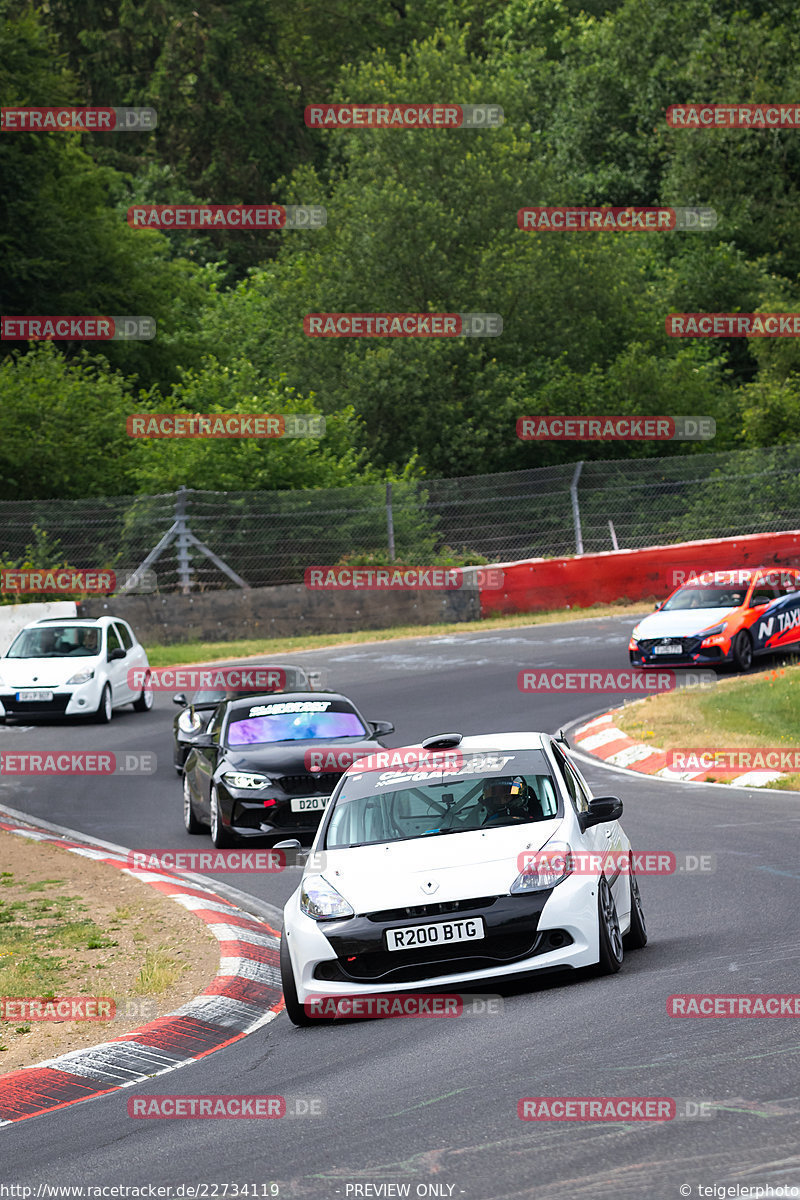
[0,657,101,686]
[224,739,380,775]
[311,820,563,911]
[633,607,738,640]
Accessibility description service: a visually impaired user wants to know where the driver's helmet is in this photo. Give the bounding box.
[482,775,528,813]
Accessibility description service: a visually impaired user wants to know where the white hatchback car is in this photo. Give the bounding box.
[280,731,647,1025]
[0,616,152,723]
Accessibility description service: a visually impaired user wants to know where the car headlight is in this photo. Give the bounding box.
[222,771,270,790]
[700,623,728,645]
[66,668,94,685]
[178,710,203,734]
[511,840,574,893]
[300,875,354,920]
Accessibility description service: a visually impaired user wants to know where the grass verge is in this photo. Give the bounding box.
[144,601,647,668]
[614,661,800,788]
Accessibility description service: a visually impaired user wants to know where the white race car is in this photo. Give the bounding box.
[280,732,647,1025]
[0,616,152,723]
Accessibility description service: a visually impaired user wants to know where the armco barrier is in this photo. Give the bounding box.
[478,530,800,617]
[0,601,77,654]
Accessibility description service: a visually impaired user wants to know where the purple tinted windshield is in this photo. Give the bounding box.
[228,710,365,746]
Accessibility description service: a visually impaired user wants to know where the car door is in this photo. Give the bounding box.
[105,623,129,705]
[194,704,226,820]
[551,741,625,909]
[112,621,139,701]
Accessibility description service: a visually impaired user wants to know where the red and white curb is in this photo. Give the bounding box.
[0,817,284,1126]
[573,712,783,788]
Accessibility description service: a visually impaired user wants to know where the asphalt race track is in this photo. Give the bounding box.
[2,613,800,1199]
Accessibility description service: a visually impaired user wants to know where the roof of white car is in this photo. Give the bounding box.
[29,616,122,627]
[428,732,549,751]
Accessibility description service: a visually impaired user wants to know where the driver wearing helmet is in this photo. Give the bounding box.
[480,776,530,826]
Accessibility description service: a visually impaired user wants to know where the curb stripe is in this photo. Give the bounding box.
[0,818,284,1126]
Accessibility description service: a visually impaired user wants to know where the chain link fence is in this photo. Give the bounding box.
[2,443,800,591]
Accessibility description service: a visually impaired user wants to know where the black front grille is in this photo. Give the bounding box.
[365,897,498,923]
[1,693,71,714]
[279,773,341,796]
[314,929,573,985]
[637,637,701,655]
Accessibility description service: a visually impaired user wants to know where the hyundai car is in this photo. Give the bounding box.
[628,566,800,670]
[182,692,395,847]
[279,731,647,1025]
[0,616,152,723]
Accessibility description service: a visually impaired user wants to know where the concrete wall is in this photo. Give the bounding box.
[0,601,77,655]
[479,530,800,616]
[79,581,481,646]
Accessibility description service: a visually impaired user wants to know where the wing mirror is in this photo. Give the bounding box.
[173,692,188,706]
[370,719,395,736]
[579,796,623,831]
[108,647,126,661]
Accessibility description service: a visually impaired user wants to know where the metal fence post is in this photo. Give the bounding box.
[570,461,584,555]
[386,480,396,562]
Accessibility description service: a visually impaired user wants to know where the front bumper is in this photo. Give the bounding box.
[628,640,731,667]
[284,872,604,1002]
[0,681,100,718]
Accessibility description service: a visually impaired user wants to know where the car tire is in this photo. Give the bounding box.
[94,684,113,724]
[210,786,235,848]
[623,860,648,950]
[183,773,206,834]
[132,673,154,712]
[732,630,753,671]
[595,876,624,974]
[280,932,317,1027]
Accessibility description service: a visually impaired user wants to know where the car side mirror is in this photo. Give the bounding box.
[107,647,126,661]
[370,719,395,736]
[173,693,188,706]
[653,601,662,610]
[192,733,218,748]
[579,796,623,831]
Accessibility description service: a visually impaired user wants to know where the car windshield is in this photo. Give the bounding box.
[662,586,745,611]
[324,750,559,848]
[6,626,101,659]
[226,698,366,746]
[190,670,307,707]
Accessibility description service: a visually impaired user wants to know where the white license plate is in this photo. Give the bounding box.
[385,916,485,952]
[653,644,681,654]
[16,690,53,702]
[290,795,329,813]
